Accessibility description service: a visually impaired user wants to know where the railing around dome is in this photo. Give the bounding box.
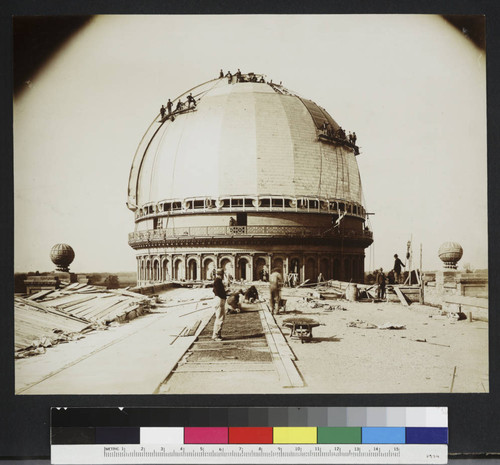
[134,196,367,221]
[128,225,373,245]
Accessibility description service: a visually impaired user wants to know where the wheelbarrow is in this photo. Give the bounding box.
[282,317,320,343]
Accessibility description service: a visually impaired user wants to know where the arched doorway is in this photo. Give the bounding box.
[187,259,198,280]
[351,257,358,283]
[203,258,215,280]
[140,261,145,282]
[174,259,184,280]
[254,257,267,281]
[320,258,329,280]
[153,260,160,281]
[344,258,351,281]
[220,258,234,280]
[146,260,151,281]
[238,257,250,281]
[305,257,317,282]
[333,258,341,280]
[272,257,284,276]
[289,258,300,274]
[162,259,170,281]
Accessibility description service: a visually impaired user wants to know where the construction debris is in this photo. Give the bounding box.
[449,311,467,321]
[378,323,406,330]
[347,320,378,329]
[347,320,405,330]
[15,285,153,358]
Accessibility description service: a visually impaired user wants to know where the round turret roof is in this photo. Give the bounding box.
[50,243,75,267]
[128,77,363,209]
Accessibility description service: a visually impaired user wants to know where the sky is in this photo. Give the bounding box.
[13,15,487,273]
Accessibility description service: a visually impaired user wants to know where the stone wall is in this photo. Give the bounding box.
[423,270,488,321]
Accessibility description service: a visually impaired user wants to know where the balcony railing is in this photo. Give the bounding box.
[128,225,373,244]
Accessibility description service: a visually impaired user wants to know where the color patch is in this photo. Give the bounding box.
[406,427,448,444]
[362,427,405,444]
[95,427,140,444]
[140,427,184,444]
[228,427,273,444]
[317,427,361,444]
[51,427,96,445]
[184,427,228,444]
[273,427,317,444]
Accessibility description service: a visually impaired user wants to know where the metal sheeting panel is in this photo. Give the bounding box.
[298,97,340,131]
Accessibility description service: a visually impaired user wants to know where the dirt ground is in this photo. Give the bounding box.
[277,287,488,393]
[15,284,488,394]
[163,283,488,394]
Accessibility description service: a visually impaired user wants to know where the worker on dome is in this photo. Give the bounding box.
[259,76,265,83]
[212,268,227,341]
[226,70,232,84]
[166,99,173,115]
[352,132,357,145]
[219,69,224,78]
[236,69,242,82]
[176,100,183,112]
[160,105,166,119]
[187,93,196,108]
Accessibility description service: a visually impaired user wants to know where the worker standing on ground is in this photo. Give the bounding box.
[393,254,405,284]
[212,268,227,341]
[269,268,283,315]
[377,268,386,299]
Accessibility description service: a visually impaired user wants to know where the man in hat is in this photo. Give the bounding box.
[393,254,405,284]
[212,268,227,341]
[376,268,386,299]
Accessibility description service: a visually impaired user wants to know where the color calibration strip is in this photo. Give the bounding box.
[51,407,448,464]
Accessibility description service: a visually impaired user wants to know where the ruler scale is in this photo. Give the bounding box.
[51,407,448,464]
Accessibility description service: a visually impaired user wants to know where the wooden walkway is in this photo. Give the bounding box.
[160,301,304,393]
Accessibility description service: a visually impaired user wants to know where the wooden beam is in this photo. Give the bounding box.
[394,286,410,306]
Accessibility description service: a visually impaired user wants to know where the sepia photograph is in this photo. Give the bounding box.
[13,14,488,395]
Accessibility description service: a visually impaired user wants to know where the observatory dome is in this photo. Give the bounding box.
[128,73,372,285]
[128,79,362,209]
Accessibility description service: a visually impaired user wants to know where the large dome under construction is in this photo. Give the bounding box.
[128,78,362,208]
[128,72,372,285]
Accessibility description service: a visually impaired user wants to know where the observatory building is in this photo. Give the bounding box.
[128,73,373,285]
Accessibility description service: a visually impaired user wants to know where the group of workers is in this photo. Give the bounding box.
[159,93,197,120]
[219,68,266,84]
[376,254,406,299]
[321,121,357,146]
[211,267,283,341]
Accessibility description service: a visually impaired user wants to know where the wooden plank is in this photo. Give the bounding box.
[186,320,201,337]
[444,295,488,309]
[173,363,274,373]
[258,309,303,388]
[394,286,410,306]
[259,312,291,386]
[261,307,297,361]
